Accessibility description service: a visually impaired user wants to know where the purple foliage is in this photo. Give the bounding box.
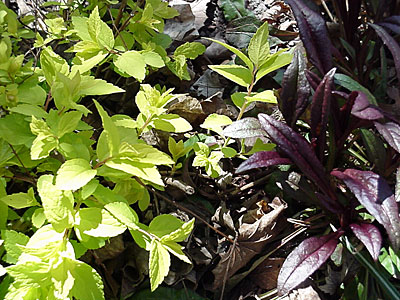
[351,91,384,120]
[350,223,382,261]
[374,122,400,153]
[235,151,291,173]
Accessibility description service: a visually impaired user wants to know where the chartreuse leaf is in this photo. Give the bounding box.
[104,201,139,230]
[114,51,147,81]
[56,158,97,190]
[167,55,190,80]
[37,174,74,232]
[79,76,125,96]
[113,179,150,209]
[248,21,270,68]
[1,187,38,209]
[255,49,293,83]
[0,114,35,146]
[149,239,170,291]
[57,111,82,138]
[160,218,194,243]
[118,142,174,165]
[93,100,120,159]
[205,38,253,72]
[200,113,232,136]
[152,114,192,133]
[40,46,69,85]
[209,64,252,87]
[88,6,114,50]
[74,208,109,249]
[30,115,58,160]
[245,89,277,104]
[141,51,165,68]
[80,208,127,238]
[168,137,192,161]
[174,42,205,59]
[1,229,29,264]
[32,208,46,228]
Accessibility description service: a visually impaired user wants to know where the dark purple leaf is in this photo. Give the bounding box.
[351,91,384,120]
[285,0,333,75]
[374,122,400,153]
[370,24,400,86]
[223,117,265,139]
[331,169,400,251]
[258,113,332,196]
[315,192,344,214]
[350,223,382,261]
[310,68,336,159]
[379,16,400,34]
[236,151,291,173]
[396,167,400,203]
[277,232,341,295]
[335,0,361,46]
[279,48,311,127]
[305,70,321,90]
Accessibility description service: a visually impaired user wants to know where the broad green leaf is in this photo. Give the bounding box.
[32,208,46,228]
[245,138,276,155]
[142,51,165,68]
[17,82,47,106]
[93,100,120,158]
[104,202,139,230]
[0,114,34,146]
[0,201,7,230]
[113,179,150,209]
[79,76,125,96]
[9,104,47,119]
[88,6,114,50]
[57,111,82,138]
[248,21,270,68]
[149,214,184,238]
[105,159,164,186]
[147,0,179,19]
[162,241,191,264]
[1,188,38,208]
[31,134,58,160]
[80,179,99,200]
[73,208,107,250]
[1,229,29,264]
[40,47,69,85]
[245,89,277,103]
[221,146,237,158]
[71,16,91,41]
[231,91,247,109]
[149,239,170,291]
[77,207,126,238]
[30,115,52,136]
[50,256,75,299]
[56,158,97,190]
[209,64,252,87]
[167,55,190,80]
[200,113,232,135]
[5,261,50,286]
[334,73,378,105]
[70,51,107,75]
[70,258,105,300]
[37,175,74,232]
[205,38,253,72]
[114,51,147,81]
[255,49,292,83]
[160,218,194,242]
[152,114,192,133]
[118,142,174,165]
[174,42,206,59]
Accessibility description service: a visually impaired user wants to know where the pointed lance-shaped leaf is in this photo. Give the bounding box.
[258,113,332,196]
[285,0,333,75]
[310,68,336,160]
[331,169,400,251]
[370,23,400,87]
[223,117,265,139]
[277,231,341,295]
[236,151,291,173]
[379,16,400,35]
[374,121,400,154]
[351,91,384,120]
[279,48,311,127]
[305,69,321,91]
[350,223,382,261]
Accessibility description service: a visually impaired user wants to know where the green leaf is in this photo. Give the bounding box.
[104,201,139,230]
[245,89,277,103]
[79,76,125,96]
[334,73,378,105]
[40,46,69,85]
[71,16,91,41]
[245,138,275,155]
[1,230,29,264]
[152,114,193,133]
[30,115,58,160]
[248,21,270,68]
[118,142,174,165]
[200,113,232,135]
[149,239,170,291]
[160,218,194,243]
[222,146,237,158]
[255,49,292,83]
[205,38,253,72]
[9,104,47,119]
[80,179,99,200]
[1,188,38,209]
[114,51,147,81]
[56,158,97,190]
[93,100,120,158]
[17,81,47,106]
[149,214,184,238]
[166,55,190,81]
[57,111,82,138]
[113,179,150,209]
[37,175,74,232]
[209,64,252,87]
[76,207,126,238]
[70,258,105,300]
[32,208,46,228]
[142,51,165,68]
[0,114,35,146]
[88,6,114,49]
[0,201,7,230]
[174,42,206,59]
[161,241,191,264]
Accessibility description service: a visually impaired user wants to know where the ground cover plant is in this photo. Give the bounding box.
[0,0,399,299]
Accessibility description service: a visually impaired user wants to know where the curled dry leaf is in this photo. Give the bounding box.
[211,198,287,289]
